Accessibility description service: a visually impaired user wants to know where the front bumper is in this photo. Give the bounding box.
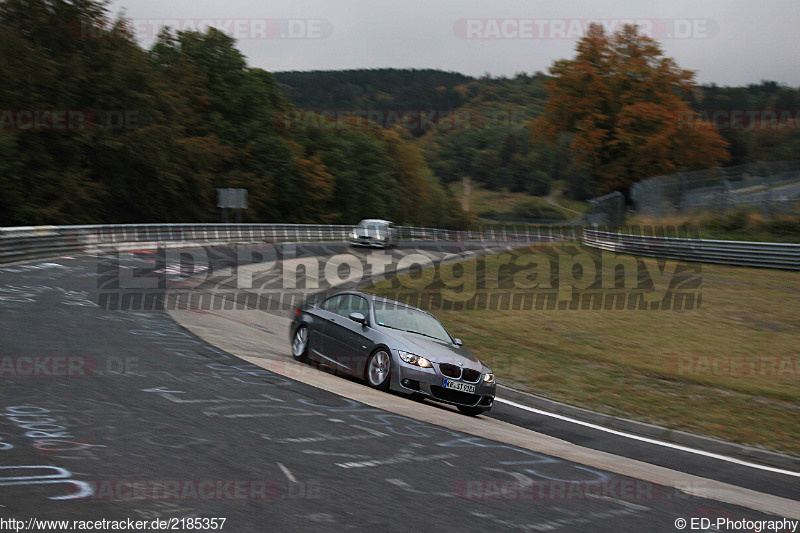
[350,238,388,248]
[390,358,496,411]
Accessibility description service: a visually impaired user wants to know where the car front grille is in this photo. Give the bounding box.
[461,369,481,383]
[430,385,481,406]
[439,363,461,379]
[438,363,481,383]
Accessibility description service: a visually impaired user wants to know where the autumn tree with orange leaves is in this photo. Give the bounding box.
[533,23,729,196]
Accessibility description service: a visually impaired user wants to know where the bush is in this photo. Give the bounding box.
[704,208,750,233]
[698,208,800,242]
[766,214,800,239]
[511,199,568,220]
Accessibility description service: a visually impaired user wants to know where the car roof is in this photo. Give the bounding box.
[325,291,426,314]
[355,219,394,225]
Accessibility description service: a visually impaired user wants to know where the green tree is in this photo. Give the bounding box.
[0,1,467,226]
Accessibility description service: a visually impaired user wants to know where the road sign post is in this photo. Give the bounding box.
[217,188,248,222]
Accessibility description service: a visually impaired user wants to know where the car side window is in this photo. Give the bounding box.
[321,295,343,312]
[336,295,369,318]
[350,295,369,317]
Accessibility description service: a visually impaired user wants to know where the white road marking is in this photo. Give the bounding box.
[276,462,297,483]
[496,398,800,478]
[141,387,185,394]
[301,450,371,459]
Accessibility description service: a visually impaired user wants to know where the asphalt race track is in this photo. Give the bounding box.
[1,243,797,532]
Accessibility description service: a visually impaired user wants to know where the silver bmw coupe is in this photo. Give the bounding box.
[290,291,496,416]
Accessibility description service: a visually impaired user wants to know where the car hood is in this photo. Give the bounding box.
[379,328,483,370]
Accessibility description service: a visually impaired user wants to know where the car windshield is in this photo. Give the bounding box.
[373,303,452,343]
[356,223,384,237]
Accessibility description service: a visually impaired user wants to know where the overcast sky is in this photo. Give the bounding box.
[108,0,800,87]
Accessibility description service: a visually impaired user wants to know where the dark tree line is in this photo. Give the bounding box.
[274,69,471,115]
[690,81,800,166]
[0,0,467,227]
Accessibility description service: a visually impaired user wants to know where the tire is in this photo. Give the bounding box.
[365,349,392,390]
[457,405,485,417]
[291,326,309,362]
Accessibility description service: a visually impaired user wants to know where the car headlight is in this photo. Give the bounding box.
[483,373,495,383]
[398,350,432,368]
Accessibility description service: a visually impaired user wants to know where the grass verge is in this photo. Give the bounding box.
[448,181,580,221]
[628,209,800,243]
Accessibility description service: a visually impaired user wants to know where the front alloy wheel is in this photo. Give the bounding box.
[292,326,309,362]
[366,349,391,390]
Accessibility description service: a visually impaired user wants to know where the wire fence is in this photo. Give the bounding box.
[630,160,800,218]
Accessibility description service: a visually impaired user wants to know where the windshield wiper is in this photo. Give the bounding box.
[377,323,405,332]
[377,324,444,342]
[405,330,444,341]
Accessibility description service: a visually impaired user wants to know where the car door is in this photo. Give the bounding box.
[324,294,372,374]
[311,295,346,362]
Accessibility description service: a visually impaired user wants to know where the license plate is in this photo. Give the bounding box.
[443,379,475,394]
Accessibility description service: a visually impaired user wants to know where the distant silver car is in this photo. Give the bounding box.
[290,291,496,415]
[350,219,398,248]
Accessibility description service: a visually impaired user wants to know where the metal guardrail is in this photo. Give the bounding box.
[0,223,573,265]
[583,229,800,270]
[0,224,347,264]
[8,224,795,270]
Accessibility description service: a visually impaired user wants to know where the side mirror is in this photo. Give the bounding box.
[349,312,367,325]
[453,338,463,346]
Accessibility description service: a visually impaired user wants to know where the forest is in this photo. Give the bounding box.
[1,1,798,226]
[0,0,466,226]
[279,44,799,201]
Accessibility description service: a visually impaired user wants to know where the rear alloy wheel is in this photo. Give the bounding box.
[457,405,485,417]
[291,326,309,362]
[366,349,391,390]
